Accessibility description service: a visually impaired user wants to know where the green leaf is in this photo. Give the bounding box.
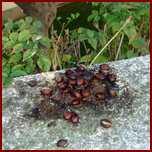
[78,34,89,41]
[29,26,37,34]
[99,7,105,14]
[94,15,100,23]
[88,38,97,50]
[26,58,34,65]
[87,30,94,38]
[78,55,90,63]
[62,54,71,62]
[2,36,9,45]
[98,31,107,46]
[70,56,77,63]
[123,27,137,44]
[12,64,26,72]
[3,77,13,87]
[105,14,120,27]
[33,20,42,28]
[9,32,18,41]
[87,14,94,22]
[66,17,71,21]
[92,10,98,16]
[2,76,7,83]
[57,17,62,21]
[2,58,8,67]
[3,40,17,49]
[75,13,80,18]
[10,70,28,77]
[91,53,109,64]
[25,16,33,24]
[23,49,37,61]
[126,51,138,59]
[4,20,14,33]
[39,36,51,48]
[131,36,146,48]
[112,23,122,33]
[2,66,11,76]
[9,53,22,63]
[70,31,79,40]
[37,55,51,72]
[71,13,75,19]
[25,64,36,74]
[18,30,32,42]
[12,43,24,53]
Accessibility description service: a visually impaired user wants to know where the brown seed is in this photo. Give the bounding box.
[75,70,83,76]
[57,139,68,147]
[63,87,71,94]
[65,69,73,76]
[108,74,116,82]
[81,89,91,98]
[57,82,68,89]
[95,72,106,80]
[55,75,63,83]
[77,64,86,71]
[91,77,100,82]
[71,99,80,105]
[68,79,76,85]
[72,92,82,99]
[40,87,53,95]
[100,119,112,128]
[95,92,106,100]
[76,77,85,86]
[28,81,37,87]
[63,112,75,120]
[52,93,62,101]
[100,64,110,71]
[107,88,115,96]
[83,81,90,88]
[70,113,79,123]
[68,72,79,80]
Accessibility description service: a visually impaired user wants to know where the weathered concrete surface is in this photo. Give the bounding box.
[2,55,150,150]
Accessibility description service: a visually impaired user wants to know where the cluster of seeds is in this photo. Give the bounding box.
[29,63,118,148]
[31,64,116,120]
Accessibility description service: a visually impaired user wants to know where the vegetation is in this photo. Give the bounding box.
[2,2,150,87]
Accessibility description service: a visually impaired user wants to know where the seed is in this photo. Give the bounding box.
[40,87,53,95]
[55,75,63,83]
[75,70,83,76]
[81,89,91,98]
[83,81,90,88]
[68,72,79,80]
[52,93,63,101]
[28,81,37,87]
[33,108,40,114]
[95,92,106,100]
[68,79,76,85]
[91,77,99,82]
[72,92,82,99]
[57,82,68,89]
[77,64,86,71]
[70,113,79,123]
[65,69,73,76]
[63,87,71,94]
[71,99,80,105]
[95,72,106,80]
[76,77,85,85]
[57,139,68,147]
[100,64,110,71]
[108,74,116,82]
[63,112,75,120]
[107,88,115,96]
[100,119,112,128]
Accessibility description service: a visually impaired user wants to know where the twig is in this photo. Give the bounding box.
[85,51,93,66]
[115,33,124,61]
[90,16,132,66]
[82,40,88,54]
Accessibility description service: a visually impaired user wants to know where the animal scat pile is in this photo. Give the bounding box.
[31,64,117,119]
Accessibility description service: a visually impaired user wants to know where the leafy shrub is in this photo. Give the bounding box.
[70,2,150,64]
[2,17,52,86]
